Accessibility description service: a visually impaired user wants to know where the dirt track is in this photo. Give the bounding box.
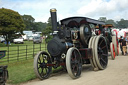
[21,53,128,85]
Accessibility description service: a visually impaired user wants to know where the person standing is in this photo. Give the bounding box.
[121,38,127,55]
[119,36,123,55]
[126,37,128,53]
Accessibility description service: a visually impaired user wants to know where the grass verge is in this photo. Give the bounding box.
[3,59,63,84]
[7,59,36,84]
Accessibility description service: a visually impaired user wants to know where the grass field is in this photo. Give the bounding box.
[0,40,48,84]
[7,59,36,84]
[5,59,63,84]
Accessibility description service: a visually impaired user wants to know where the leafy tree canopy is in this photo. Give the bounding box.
[42,17,53,43]
[116,19,128,28]
[42,17,52,35]
[106,19,116,27]
[22,15,46,32]
[99,17,128,28]
[22,15,35,30]
[33,22,46,32]
[0,8,25,45]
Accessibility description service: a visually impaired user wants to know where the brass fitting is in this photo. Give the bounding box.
[50,8,57,12]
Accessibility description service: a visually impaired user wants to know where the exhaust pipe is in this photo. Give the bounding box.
[50,8,58,36]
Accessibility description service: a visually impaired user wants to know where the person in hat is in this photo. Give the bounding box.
[121,38,127,55]
[119,36,123,55]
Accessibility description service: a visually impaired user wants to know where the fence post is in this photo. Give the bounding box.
[45,39,46,51]
[17,46,19,61]
[26,45,27,60]
[7,46,9,62]
[33,44,34,58]
[40,43,41,51]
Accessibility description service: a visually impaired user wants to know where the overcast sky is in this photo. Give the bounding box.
[0,0,128,22]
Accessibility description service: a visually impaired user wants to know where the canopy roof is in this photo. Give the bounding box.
[60,17,105,28]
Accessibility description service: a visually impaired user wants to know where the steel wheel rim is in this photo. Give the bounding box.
[95,36,108,69]
[91,36,99,69]
[88,36,95,68]
[66,47,82,79]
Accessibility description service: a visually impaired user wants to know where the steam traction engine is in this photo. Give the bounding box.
[96,24,119,60]
[34,9,108,79]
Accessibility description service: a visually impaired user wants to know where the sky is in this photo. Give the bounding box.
[0,0,128,23]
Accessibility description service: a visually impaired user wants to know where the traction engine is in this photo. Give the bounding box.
[34,8,108,79]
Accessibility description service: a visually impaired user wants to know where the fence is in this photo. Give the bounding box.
[0,43,47,63]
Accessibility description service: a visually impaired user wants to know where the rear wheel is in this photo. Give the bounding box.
[94,35,108,70]
[66,47,82,79]
[34,51,52,79]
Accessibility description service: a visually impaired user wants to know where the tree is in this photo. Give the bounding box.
[0,8,25,45]
[116,19,128,28]
[106,19,117,27]
[22,15,35,30]
[42,17,53,43]
[42,17,52,35]
[33,22,46,32]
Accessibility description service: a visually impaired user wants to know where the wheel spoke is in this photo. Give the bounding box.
[38,61,41,64]
[38,66,41,69]
[41,68,44,76]
[72,65,78,74]
[38,57,41,63]
[100,57,107,64]
[101,45,106,50]
[101,53,108,57]
[99,39,104,46]
[45,68,48,73]
[74,51,77,60]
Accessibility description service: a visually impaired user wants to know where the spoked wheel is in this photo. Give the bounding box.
[112,36,118,56]
[66,47,82,79]
[110,42,116,60]
[34,51,52,80]
[94,35,108,70]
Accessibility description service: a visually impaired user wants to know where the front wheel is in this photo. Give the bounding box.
[34,51,52,80]
[66,47,82,79]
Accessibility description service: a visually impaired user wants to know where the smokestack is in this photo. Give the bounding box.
[50,8,58,35]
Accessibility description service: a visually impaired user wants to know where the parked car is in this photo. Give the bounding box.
[0,37,5,43]
[33,36,42,44]
[13,37,24,44]
[28,36,33,41]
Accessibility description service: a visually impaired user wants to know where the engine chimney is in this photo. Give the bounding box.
[50,8,58,36]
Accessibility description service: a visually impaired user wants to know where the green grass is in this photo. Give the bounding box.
[2,59,63,84]
[7,59,36,84]
[0,40,63,84]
